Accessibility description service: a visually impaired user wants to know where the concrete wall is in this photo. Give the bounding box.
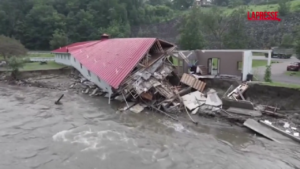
[54,53,113,94]
[195,50,244,77]
[242,51,253,81]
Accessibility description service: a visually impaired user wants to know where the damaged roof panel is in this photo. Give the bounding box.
[53,38,175,89]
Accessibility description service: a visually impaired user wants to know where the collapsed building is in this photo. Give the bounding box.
[50,36,300,143]
[51,35,274,119]
[52,34,177,104]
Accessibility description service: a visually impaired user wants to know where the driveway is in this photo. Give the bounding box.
[253,56,285,62]
[253,56,300,84]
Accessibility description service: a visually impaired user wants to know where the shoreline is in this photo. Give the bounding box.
[1,70,300,132]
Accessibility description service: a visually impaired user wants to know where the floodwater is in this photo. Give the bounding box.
[0,84,299,169]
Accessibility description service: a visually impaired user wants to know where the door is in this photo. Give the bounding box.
[207,58,212,75]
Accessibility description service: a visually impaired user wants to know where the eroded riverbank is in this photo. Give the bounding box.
[1,83,300,169]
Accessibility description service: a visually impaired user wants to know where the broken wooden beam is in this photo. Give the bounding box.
[55,94,64,105]
[262,110,286,118]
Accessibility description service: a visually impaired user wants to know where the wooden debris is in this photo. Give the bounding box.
[262,110,286,118]
[180,73,206,92]
[140,92,153,100]
[55,94,64,105]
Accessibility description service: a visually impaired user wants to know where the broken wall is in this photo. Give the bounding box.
[195,50,244,76]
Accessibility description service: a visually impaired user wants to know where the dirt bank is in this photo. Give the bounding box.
[205,79,300,110]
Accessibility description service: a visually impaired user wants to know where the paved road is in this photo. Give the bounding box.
[253,56,300,84]
[253,56,290,62]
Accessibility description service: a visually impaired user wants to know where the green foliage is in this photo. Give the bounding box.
[228,0,244,8]
[294,26,300,59]
[223,7,249,49]
[264,65,272,82]
[0,35,27,60]
[178,6,206,50]
[50,29,68,49]
[7,56,26,79]
[172,0,194,10]
[278,0,290,16]
[280,33,294,48]
[0,0,176,50]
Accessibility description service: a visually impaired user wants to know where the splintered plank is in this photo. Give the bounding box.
[180,73,206,92]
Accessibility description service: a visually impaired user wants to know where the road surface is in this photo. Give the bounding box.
[253,56,289,62]
[253,56,300,84]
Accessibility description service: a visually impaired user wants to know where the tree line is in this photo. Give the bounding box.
[0,0,195,50]
[178,0,300,58]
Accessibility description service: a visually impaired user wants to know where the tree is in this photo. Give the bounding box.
[278,0,290,16]
[178,6,205,50]
[7,56,26,79]
[223,7,249,49]
[172,0,194,10]
[228,0,244,8]
[0,35,27,61]
[280,33,293,48]
[264,65,272,82]
[199,7,228,48]
[294,26,300,59]
[50,29,68,49]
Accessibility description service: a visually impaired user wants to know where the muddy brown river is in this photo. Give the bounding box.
[0,84,299,169]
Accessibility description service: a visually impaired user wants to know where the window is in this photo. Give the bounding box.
[88,70,91,76]
[80,63,82,69]
[237,61,243,71]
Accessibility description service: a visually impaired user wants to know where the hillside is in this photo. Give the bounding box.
[131,0,300,49]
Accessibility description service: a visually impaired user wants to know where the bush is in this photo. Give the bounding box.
[7,57,26,79]
[278,0,290,16]
[264,65,272,82]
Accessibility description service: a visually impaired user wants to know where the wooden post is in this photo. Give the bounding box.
[55,94,64,105]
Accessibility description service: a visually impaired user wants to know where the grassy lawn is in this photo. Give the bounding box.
[0,61,65,72]
[252,60,277,67]
[0,53,54,60]
[20,61,65,71]
[259,82,300,89]
[25,53,54,58]
[252,52,265,57]
[285,71,300,77]
[223,0,300,15]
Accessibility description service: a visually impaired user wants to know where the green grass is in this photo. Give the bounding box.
[0,53,54,60]
[285,71,300,77]
[0,61,65,72]
[25,53,54,58]
[252,52,265,56]
[20,62,65,71]
[252,60,274,67]
[199,0,300,15]
[259,82,300,89]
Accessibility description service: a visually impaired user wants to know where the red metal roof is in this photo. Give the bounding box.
[52,41,98,53]
[52,38,157,89]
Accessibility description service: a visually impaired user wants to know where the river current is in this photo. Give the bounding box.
[0,84,299,169]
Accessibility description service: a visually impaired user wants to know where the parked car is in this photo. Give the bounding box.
[286,62,300,71]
